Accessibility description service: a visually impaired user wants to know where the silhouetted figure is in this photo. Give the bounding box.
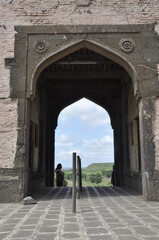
[111,165,115,186]
[55,163,64,187]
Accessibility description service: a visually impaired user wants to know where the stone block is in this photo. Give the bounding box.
[133,227,157,236]
[76,0,91,6]
[21,196,37,205]
[34,234,56,240]
[88,235,114,240]
[13,231,34,238]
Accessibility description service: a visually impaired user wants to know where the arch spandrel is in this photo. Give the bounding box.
[6,25,158,100]
[30,38,138,98]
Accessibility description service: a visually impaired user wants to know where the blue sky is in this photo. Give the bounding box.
[55,98,114,168]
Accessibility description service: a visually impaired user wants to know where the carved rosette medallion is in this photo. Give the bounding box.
[119,38,135,53]
[34,40,49,54]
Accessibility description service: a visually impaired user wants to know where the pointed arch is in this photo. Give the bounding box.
[55,97,114,168]
[56,97,112,125]
[31,39,138,98]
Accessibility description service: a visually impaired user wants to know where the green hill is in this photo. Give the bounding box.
[85,162,113,172]
[64,162,113,187]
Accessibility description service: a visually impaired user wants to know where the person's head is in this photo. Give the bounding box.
[56,163,62,170]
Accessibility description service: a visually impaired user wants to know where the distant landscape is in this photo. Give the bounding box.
[63,163,113,187]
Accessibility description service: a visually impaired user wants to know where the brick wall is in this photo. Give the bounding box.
[0,0,159,167]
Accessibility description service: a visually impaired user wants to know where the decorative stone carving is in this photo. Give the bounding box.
[119,38,135,53]
[34,40,49,54]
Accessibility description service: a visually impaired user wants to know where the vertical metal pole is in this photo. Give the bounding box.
[72,152,76,213]
[79,157,82,191]
[77,156,80,199]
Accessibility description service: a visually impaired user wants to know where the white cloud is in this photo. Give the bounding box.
[59,98,111,128]
[55,134,73,147]
[60,134,68,142]
[55,134,114,168]
[100,135,113,144]
[59,134,74,144]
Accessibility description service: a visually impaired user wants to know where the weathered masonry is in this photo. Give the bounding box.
[1,24,159,202]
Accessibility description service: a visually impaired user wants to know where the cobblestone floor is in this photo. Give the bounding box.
[0,186,159,240]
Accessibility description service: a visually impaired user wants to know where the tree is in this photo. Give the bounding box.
[95,173,102,184]
[89,174,96,183]
[90,173,102,184]
[105,171,112,178]
[82,173,87,180]
[102,170,106,176]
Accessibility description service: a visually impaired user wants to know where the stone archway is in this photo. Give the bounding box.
[34,47,133,191]
[30,39,138,99]
[4,24,159,201]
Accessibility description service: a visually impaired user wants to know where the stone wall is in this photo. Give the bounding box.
[1,1,159,168]
[1,0,159,86]
[0,99,18,168]
[0,1,159,198]
[154,98,159,171]
[0,168,23,202]
[1,1,159,97]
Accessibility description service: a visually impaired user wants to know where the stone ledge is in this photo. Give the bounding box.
[15,24,154,34]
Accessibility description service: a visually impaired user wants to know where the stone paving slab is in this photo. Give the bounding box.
[0,186,159,240]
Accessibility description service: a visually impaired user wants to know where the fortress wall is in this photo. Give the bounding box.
[0,0,159,168]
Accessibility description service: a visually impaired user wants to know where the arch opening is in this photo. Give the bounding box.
[55,98,114,186]
[28,46,142,194]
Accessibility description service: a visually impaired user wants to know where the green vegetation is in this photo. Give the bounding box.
[63,163,113,187]
[89,173,102,184]
[85,163,113,172]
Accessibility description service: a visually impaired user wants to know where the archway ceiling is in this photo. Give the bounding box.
[40,48,128,82]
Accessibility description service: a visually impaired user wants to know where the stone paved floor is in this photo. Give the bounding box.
[0,186,159,240]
